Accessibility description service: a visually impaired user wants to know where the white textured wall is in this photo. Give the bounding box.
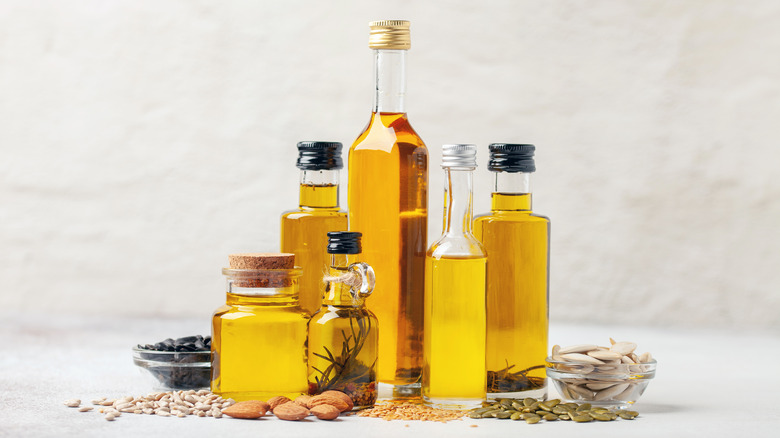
[1,1,778,329]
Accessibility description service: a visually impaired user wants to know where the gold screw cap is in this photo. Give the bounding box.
[369,20,411,50]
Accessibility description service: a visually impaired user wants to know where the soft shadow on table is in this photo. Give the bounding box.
[635,403,686,414]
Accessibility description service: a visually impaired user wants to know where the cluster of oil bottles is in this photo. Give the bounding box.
[210,20,549,411]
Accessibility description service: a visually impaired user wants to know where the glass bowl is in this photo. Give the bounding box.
[546,356,656,408]
[132,347,212,390]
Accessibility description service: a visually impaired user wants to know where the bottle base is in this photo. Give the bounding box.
[377,382,421,401]
[488,386,548,401]
[423,395,483,410]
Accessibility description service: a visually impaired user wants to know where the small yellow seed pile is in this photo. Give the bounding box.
[357,402,465,422]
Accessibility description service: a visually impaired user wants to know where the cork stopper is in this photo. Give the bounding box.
[229,253,295,270]
[226,253,297,289]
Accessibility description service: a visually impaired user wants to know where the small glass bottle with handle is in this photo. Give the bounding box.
[308,232,378,409]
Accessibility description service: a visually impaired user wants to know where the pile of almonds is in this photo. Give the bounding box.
[222,391,353,421]
[63,390,235,421]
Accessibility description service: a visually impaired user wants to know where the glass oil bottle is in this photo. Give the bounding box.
[348,20,428,397]
[423,144,487,409]
[281,141,348,315]
[211,253,309,401]
[307,232,378,409]
[473,144,550,400]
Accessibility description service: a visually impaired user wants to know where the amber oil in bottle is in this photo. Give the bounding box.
[308,232,378,408]
[423,144,487,409]
[349,20,427,396]
[281,142,348,315]
[473,144,550,400]
[211,253,309,401]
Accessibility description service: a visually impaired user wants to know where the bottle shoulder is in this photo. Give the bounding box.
[281,209,347,220]
[474,211,550,224]
[350,112,427,152]
[427,235,487,259]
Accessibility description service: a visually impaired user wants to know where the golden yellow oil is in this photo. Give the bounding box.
[281,184,347,315]
[473,192,549,397]
[211,293,309,401]
[422,254,486,407]
[348,112,427,386]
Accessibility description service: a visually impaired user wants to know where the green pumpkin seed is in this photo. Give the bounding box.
[576,403,592,411]
[510,412,522,421]
[523,398,536,407]
[559,414,571,420]
[495,411,513,419]
[591,413,612,421]
[525,417,541,424]
[552,406,568,415]
[467,412,482,419]
[546,399,561,408]
[572,415,593,422]
[538,402,552,412]
[543,414,558,421]
[591,408,609,414]
[521,413,540,420]
[624,410,639,417]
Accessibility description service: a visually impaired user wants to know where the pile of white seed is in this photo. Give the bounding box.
[63,390,235,421]
[549,339,655,402]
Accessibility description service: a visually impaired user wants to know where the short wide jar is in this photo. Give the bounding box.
[211,265,309,401]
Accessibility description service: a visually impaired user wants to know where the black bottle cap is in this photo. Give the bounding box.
[488,143,536,173]
[296,141,343,170]
[327,231,362,254]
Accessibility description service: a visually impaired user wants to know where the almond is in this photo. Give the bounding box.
[310,404,340,420]
[310,394,349,413]
[267,396,291,410]
[294,395,313,409]
[221,400,268,419]
[321,390,354,412]
[273,402,309,421]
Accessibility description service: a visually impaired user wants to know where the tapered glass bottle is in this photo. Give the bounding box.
[473,144,550,400]
[423,144,486,409]
[282,141,348,315]
[348,20,427,395]
[308,232,378,409]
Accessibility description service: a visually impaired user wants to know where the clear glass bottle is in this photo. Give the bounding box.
[281,141,348,315]
[423,144,487,409]
[348,20,427,396]
[307,232,378,409]
[473,144,550,400]
[211,254,309,401]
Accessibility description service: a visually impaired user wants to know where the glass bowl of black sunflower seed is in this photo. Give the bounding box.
[132,335,212,390]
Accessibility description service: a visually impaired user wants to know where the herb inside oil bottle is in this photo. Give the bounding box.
[487,361,546,393]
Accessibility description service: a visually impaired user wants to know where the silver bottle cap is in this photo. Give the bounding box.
[441,144,477,170]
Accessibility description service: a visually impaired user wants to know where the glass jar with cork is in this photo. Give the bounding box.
[211,253,309,401]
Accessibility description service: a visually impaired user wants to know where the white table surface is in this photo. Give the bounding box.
[1,313,778,437]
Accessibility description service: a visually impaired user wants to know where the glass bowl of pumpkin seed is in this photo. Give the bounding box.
[545,341,656,408]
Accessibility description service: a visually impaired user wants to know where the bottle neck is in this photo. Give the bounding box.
[491,172,532,211]
[442,168,475,237]
[373,49,406,113]
[323,253,364,307]
[299,169,340,209]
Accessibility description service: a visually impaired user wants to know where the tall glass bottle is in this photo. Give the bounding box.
[423,144,486,409]
[308,232,378,409]
[348,20,427,395]
[282,141,348,315]
[473,144,550,400]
